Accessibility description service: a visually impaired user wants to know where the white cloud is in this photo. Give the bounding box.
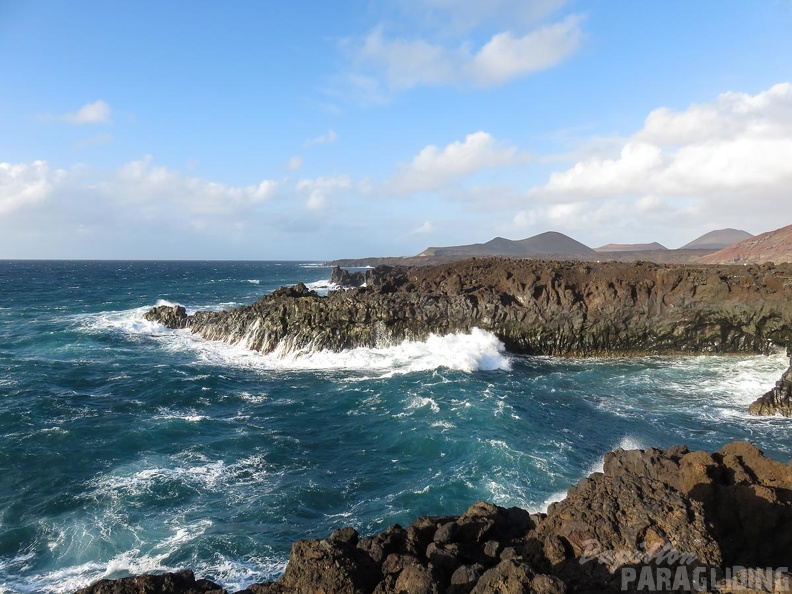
[411,221,435,234]
[468,16,584,86]
[288,155,304,171]
[60,100,112,124]
[0,161,66,214]
[389,131,529,192]
[516,82,792,241]
[305,130,338,146]
[533,83,792,203]
[348,9,583,93]
[296,175,352,210]
[112,156,278,215]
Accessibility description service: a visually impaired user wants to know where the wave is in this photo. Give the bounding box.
[0,518,284,593]
[264,328,511,374]
[78,305,511,374]
[304,279,341,296]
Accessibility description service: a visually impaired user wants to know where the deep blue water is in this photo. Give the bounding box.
[0,260,790,593]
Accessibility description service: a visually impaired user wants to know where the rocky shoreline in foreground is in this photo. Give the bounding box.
[77,441,792,594]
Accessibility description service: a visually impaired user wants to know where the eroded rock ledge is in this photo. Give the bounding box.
[146,259,792,357]
[749,347,792,417]
[76,441,792,594]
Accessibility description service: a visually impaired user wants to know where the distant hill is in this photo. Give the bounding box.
[418,231,595,258]
[699,224,792,264]
[595,242,667,253]
[680,228,753,250]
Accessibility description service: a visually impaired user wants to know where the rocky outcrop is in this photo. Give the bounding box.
[146,259,792,358]
[76,442,792,594]
[750,350,792,416]
[331,265,366,288]
[75,570,225,593]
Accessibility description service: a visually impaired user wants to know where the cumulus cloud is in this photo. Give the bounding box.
[517,83,792,235]
[296,175,352,210]
[59,100,112,124]
[0,161,66,214]
[346,1,583,95]
[389,131,529,193]
[112,156,278,215]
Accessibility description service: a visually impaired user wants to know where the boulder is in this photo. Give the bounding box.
[74,570,225,594]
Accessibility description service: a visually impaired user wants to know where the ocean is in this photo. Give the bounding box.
[0,260,790,593]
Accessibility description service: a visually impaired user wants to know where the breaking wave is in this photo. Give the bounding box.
[77,305,511,375]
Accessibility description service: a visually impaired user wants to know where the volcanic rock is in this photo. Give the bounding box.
[74,570,225,594]
[145,259,792,358]
[75,442,792,594]
[330,266,366,288]
[750,354,792,417]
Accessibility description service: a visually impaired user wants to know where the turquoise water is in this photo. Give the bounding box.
[0,261,790,593]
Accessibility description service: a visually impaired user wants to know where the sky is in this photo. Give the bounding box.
[2,0,792,260]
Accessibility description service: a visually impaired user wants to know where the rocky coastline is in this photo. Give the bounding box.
[146,259,792,358]
[145,260,792,413]
[77,441,792,594]
[83,259,792,592]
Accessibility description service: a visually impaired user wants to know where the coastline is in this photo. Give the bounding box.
[77,441,792,594]
[60,260,792,594]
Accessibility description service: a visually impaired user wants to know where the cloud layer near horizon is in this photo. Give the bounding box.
[512,83,792,238]
[3,82,792,257]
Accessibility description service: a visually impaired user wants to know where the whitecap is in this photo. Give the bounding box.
[304,280,341,296]
[166,325,512,375]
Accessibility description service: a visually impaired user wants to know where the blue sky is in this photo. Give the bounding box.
[2,0,792,259]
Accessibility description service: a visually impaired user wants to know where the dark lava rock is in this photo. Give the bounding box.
[750,354,792,416]
[331,266,366,288]
[74,442,792,594]
[144,304,189,329]
[145,259,792,357]
[74,570,225,594]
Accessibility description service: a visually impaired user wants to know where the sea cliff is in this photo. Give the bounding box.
[146,259,792,357]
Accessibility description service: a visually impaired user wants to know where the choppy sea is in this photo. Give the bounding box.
[0,260,790,593]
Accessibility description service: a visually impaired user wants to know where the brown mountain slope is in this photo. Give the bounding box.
[681,228,753,250]
[699,223,792,264]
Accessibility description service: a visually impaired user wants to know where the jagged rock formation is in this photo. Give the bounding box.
[145,259,792,358]
[75,570,224,593]
[750,349,792,416]
[75,442,792,594]
[331,265,366,288]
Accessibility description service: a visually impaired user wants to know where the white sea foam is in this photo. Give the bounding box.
[304,279,341,296]
[246,279,261,284]
[79,301,511,375]
[273,328,511,374]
